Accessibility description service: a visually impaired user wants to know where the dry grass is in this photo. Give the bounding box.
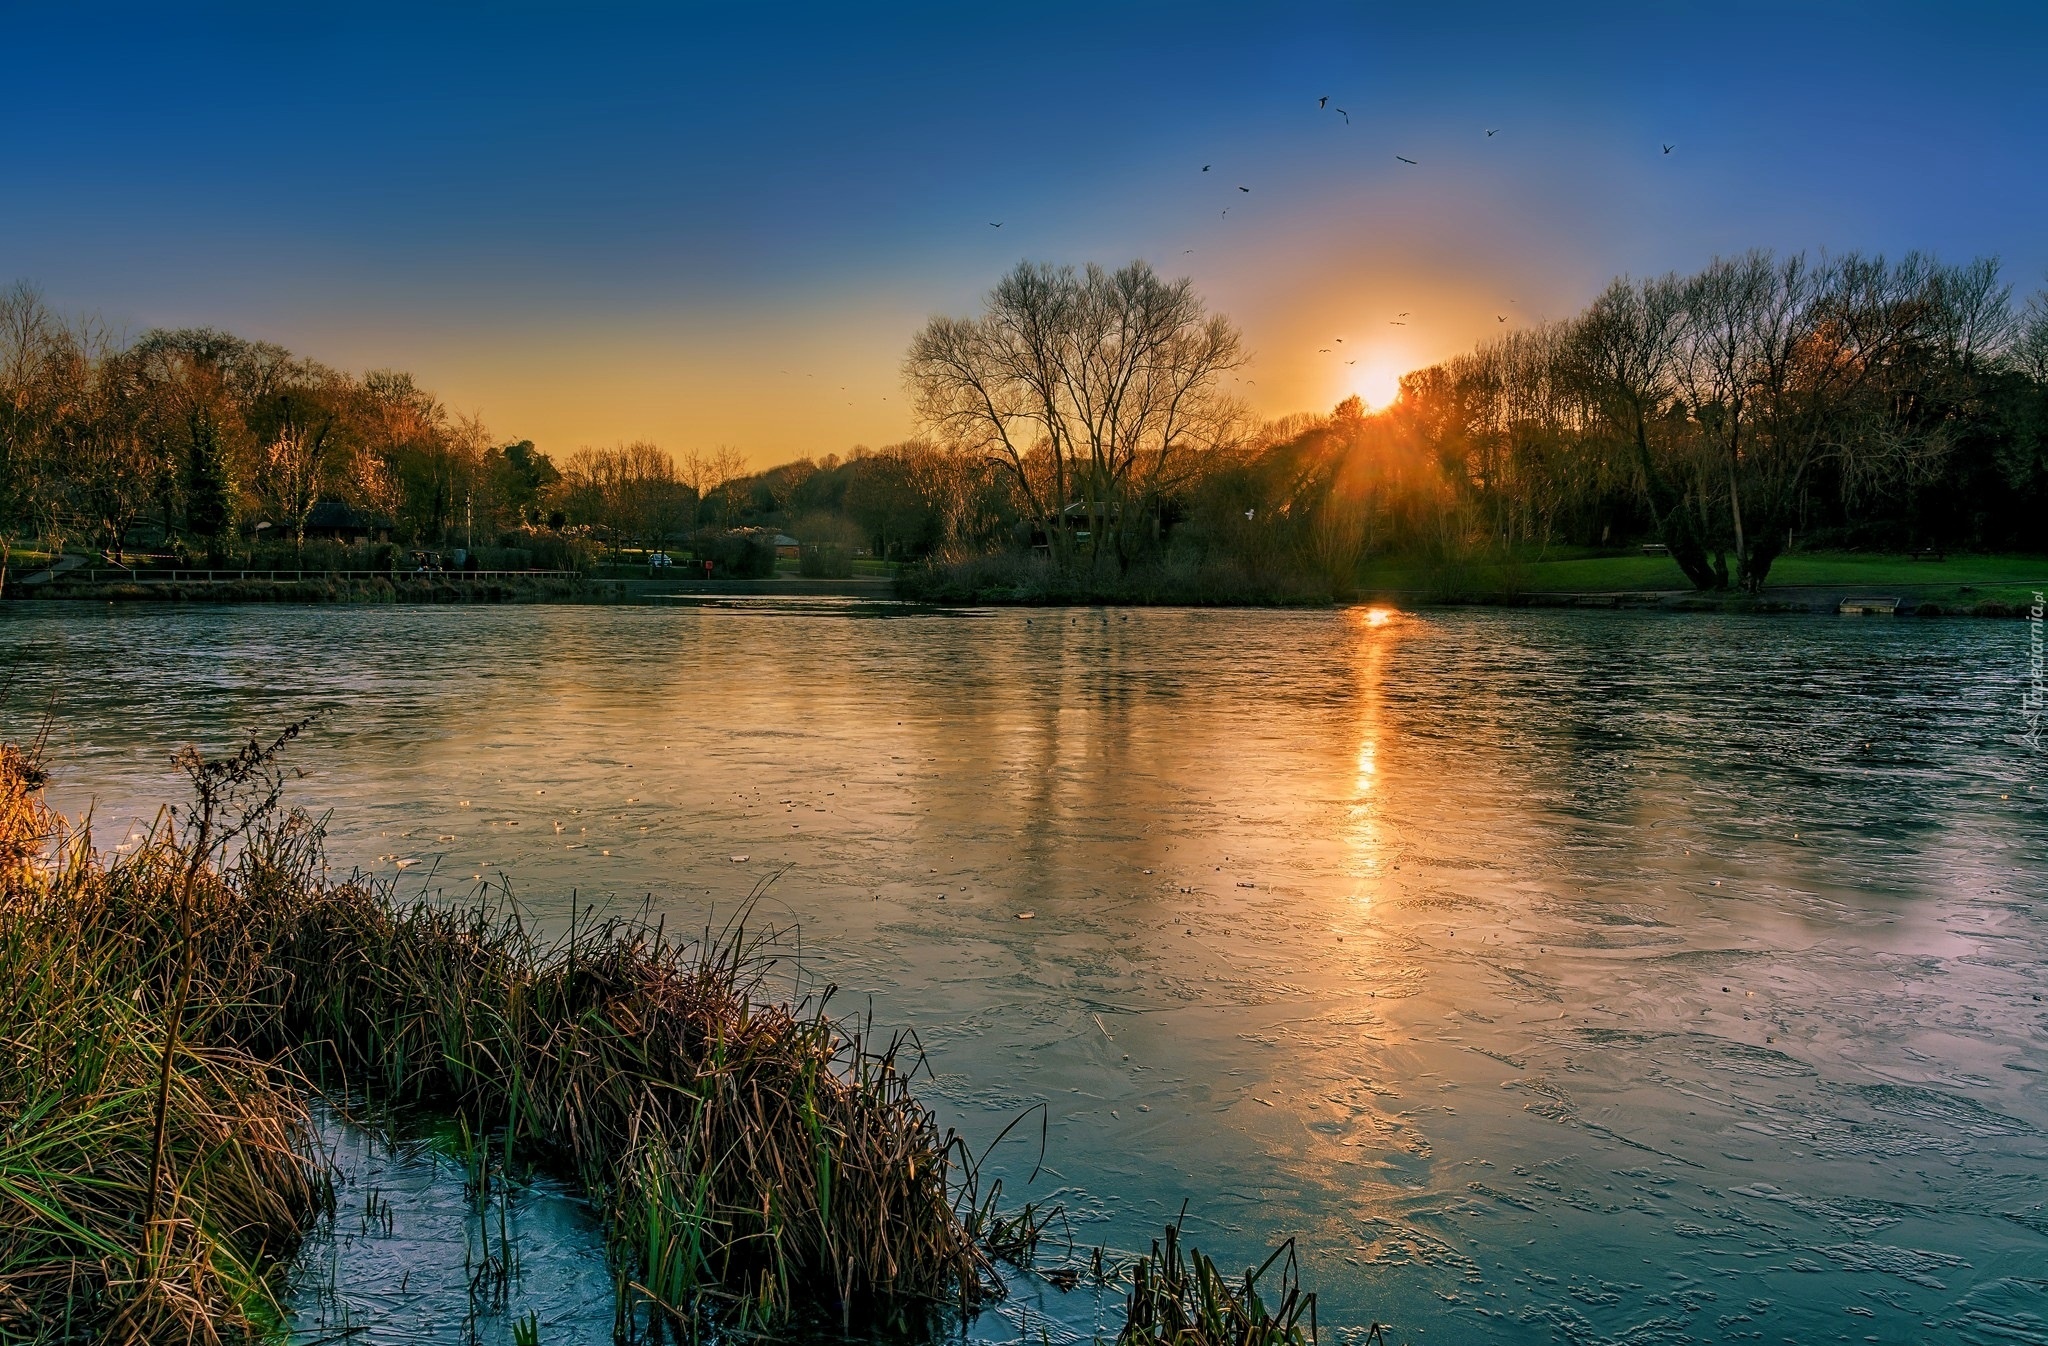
[0,741,325,1343]
[0,734,1014,1342]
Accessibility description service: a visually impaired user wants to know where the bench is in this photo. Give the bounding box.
[1909,548,1945,562]
[1640,543,1670,556]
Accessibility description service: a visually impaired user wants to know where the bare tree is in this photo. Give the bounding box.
[1929,255,2015,376]
[0,283,66,565]
[617,440,693,546]
[676,446,749,525]
[1567,275,1728,587]
[251,363,344,556]
[2016,285,2048,384]
[556,442,697,552]
[907,259,1243,568]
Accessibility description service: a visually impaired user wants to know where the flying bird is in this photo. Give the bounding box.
[1334,337,1343,343]
[1335,107,1350,123]
[1397,312,1409,316]
[1238,185,1250,192]
[1203,164,1210,171]
[1395,155,1417,165]
[1662,144,1674,154]
[1318,348,1331,353]
[1389,321,1406,326]
[1346,360,1356,366]
[989,222,1003,227]
[1486,128,1499,137]
[1318,96,1329,108]
[1497,315,1507,322]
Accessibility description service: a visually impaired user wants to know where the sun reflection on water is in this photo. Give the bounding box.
[1345,606,1404,903]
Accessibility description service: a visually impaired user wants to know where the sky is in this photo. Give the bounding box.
[5,1,2045,468]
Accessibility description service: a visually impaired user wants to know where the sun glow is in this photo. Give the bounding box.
[1348,355,1407,412]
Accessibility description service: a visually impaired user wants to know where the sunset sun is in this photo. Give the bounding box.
[1347,354,1407,410]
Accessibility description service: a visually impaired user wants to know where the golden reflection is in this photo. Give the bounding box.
[1345,606,1403,901]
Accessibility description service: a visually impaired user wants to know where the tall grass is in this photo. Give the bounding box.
[1118,1212,1317,1346]
[0,740,325,1342]
[0,734,1010,1341]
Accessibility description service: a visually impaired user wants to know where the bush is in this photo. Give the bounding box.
[506,531,594,573]
[799,543,854,578]
[694,530,777,578]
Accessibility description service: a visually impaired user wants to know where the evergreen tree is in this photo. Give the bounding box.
[184,410,236,558]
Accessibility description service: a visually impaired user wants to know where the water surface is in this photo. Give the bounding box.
[7,601,2045,1344]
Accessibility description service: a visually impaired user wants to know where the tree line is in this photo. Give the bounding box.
[8,249,2043,590]
[1395,250,2048,590]
[0,278,1026,572]
[905,252,2048,594]
[0,282,560,562]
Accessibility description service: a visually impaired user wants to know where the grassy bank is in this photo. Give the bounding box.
[0,732,1011,1341]
[1355,549,2048,614]
[895,549,2044,615]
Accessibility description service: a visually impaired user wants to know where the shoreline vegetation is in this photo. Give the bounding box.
[0,732,1324,1346]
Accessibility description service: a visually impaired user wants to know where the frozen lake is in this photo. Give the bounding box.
[8,600,2046,1344]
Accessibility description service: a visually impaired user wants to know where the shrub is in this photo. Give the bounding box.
[799,543,854,578]
[694,530,777,578]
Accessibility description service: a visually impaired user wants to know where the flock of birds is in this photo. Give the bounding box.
[966,102,1682,405]
[991,97,1676,222]
[1222,99,1673,377]
[789,100,1682,411]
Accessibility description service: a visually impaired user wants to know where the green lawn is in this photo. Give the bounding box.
[1356,550,2048,597]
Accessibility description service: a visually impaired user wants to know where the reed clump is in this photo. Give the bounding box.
[0,734,1010,1341]
[1118,1214,1317,1346]
[0,741,325,1343]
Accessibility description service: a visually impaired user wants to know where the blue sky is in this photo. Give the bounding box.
[6,1,2044,461]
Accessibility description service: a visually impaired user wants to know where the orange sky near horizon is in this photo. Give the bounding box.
[290,209,1594,473]
[280,126,1615,469]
